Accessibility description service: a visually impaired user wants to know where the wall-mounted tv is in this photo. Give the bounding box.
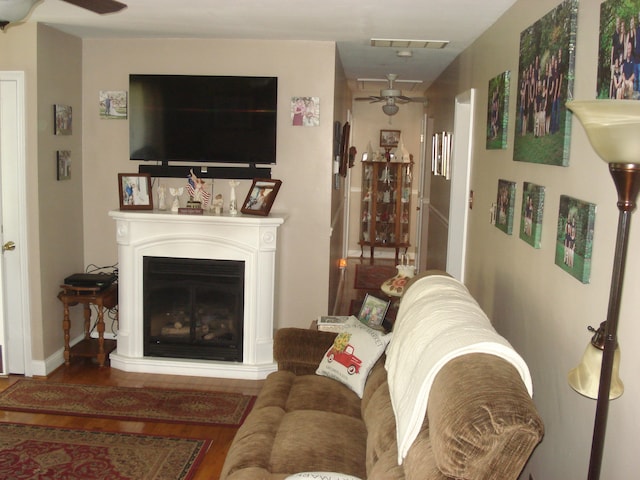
[129,74,277,165]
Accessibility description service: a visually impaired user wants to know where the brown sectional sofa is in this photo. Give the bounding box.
[221,275,544,480]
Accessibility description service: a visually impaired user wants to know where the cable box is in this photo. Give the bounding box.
[63,273,117,290]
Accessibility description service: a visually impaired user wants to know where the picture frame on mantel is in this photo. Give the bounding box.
[118,173,153,210]
[241,178,282,216]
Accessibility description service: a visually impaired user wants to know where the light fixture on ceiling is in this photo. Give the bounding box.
[566,99,640,480]
[371,38,449,49]
[381,98,399,116]
[396,50,413,58]
[0,0,38,31]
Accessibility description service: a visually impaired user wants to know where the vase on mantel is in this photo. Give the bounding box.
[229,181,240,215]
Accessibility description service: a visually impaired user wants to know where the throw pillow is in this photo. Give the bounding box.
[285,473,362,480]
[316,316,392,398]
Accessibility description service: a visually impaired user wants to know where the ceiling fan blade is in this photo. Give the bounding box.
[355,96,384,103]
[61,0,127,14]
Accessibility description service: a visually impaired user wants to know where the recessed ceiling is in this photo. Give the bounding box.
[16,0,518,94]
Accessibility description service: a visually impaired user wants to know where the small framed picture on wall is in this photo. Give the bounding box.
[54,104,72,135]
[56,150,71,181]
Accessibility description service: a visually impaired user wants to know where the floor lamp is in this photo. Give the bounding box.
[566,100,640,480]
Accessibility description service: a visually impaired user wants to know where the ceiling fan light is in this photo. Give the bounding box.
[0,0,38,30]
[382,104,399,116]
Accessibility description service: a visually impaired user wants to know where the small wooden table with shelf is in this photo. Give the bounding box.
[57,283,118,367]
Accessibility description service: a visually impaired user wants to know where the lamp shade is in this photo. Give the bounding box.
[0,0,38,27]
[568,343,624,400]
[566,100,640,164]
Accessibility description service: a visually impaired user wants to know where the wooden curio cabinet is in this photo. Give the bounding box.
[359,160,412,260]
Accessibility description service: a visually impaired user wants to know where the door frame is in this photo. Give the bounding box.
[0,70,32,376]
[446,88,475,283]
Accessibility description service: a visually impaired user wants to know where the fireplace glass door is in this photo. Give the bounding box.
[143,256,244,362]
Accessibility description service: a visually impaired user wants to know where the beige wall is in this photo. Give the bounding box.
[1,31,344,368]
[427,0,640,478]
[348,100,424,259]
[81,38,338,331]
[0,24,85,368]
[37,25,86,366]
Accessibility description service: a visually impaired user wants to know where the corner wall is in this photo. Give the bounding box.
[426,0,640,478]
[0,24,85,370]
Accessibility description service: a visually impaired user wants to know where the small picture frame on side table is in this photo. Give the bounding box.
[357,293,390,328]
[118,173,153,210]
[241,178,282,216]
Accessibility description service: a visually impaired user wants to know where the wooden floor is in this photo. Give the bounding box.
[0,256,394,479]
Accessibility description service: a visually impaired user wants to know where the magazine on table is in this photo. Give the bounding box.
[316,315,354,332]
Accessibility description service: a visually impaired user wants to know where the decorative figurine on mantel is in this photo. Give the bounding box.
[212,193,224,215]
[157,184,167,210]
[169,187,183,212]
[186,169,210,211]
[229,180,240,215]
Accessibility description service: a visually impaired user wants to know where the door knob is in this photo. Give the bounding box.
[2,241,15,252]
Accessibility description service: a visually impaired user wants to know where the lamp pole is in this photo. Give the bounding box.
[587,163,640,480]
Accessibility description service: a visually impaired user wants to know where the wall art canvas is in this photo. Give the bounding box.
[100,90,128,119]
[555,195,596,284]
[513,0,578,166]
[597,0,640,99]
[495,179,517,235]
[486,71,510,149]
[291,96,319,126]
[56,150,71,181]
[520,182,545,248]
[54,104,72,135]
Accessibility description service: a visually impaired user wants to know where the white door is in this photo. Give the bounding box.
[0,71,31,376]
[446,89,475,283]
[415,114,432,272]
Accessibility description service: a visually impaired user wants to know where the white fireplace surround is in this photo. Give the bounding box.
[109,210,284,379]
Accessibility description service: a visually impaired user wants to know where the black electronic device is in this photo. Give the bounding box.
[129,74,278,166]
[63,273,117,290]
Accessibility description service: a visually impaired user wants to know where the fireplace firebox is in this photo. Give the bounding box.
[143,256,244,362]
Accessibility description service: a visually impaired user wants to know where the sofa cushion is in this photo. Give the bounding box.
[270,410,367,478]
[316,316,392,398]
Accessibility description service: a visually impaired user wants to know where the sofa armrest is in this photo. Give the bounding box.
[273,327,337,375]
[422,353,544,480]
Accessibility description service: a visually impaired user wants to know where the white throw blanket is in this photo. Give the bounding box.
[384,274,533,464]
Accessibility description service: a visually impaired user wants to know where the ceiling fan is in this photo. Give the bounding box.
[0,0,127,31]
[355,74,428,116]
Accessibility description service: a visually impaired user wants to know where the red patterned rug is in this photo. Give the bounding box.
[353,264,397,290]
[0,380,255,426]
[0,422,209,480]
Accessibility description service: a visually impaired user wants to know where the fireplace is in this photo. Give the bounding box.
[143,256,244,362]
[108,209,284,379]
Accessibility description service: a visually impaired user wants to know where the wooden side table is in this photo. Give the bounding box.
[57,283,118,367]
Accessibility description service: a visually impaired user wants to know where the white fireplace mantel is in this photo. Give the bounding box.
[109,210,285,379]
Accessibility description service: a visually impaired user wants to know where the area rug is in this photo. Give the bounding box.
[0,422,209,480]
[353,264,397,290]
[0,380,255,426]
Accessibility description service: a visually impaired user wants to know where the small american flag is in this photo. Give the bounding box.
[186,173,211,208]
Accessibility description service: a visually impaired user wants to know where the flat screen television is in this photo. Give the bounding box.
[129,74,277,165]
